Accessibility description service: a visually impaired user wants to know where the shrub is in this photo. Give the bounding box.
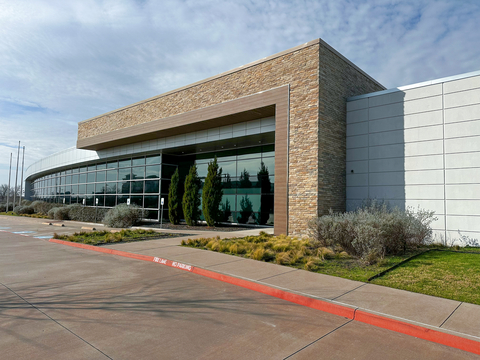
[202,157,223,226]
[14,205,35,215]
[67,204,108,223]
[182,165,201,226]
[103,204,143,228]
[32,201,57,215]
[308,201,437,263]
[168,168,181,225]
[47,207,58,219]
[53,207,70,220]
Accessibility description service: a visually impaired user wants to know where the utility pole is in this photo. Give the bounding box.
[6,153,12,211]
[13,141,20,207]
[19,146,25,206]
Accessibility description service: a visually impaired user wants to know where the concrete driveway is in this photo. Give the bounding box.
[1,228,477,359]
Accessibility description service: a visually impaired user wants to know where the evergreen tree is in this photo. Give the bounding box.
[168,168,180,224]
[182,164,201,226]
[257,161,273,225]
[202,157,223,226]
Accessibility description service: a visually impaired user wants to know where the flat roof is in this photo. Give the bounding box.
[348,69,480,101]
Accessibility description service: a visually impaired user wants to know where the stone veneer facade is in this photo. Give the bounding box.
[78,39,384,235]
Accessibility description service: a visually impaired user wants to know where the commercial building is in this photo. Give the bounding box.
[347,71,480,243]
[25,39,480,241]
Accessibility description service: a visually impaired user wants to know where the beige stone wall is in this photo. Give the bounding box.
[316,43,385,220]
[79,44,321,235]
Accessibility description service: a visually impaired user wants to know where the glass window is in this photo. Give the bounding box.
[145,180,159,193]
[106,170,117,182]
[106,183,116,194]
[131,181,143,193]
[236,194,261,216]
[78,184,86,195]
[218,161,236,178]
[96,163,106,170]
[220,194,236,212]
[132,157,145,166]
[72,167,79,173]
[118,168,131,181]
[145,210,159,220]
[261,157,275,176]
[131,196,142,207]
[87,165,96,171]
[86,196,94,206]
[197,163,210,178]
[107,160,117,169]
[64,185,71,195]
[146,165,160,179]
[144,196,158,209]
[237,158,262,178]
[160,180,170,194]
[87,172,96,183]
[79,166,87,173]
[95,183,105,194]
[79,173,87,183]
[105,195,116,207]
[132,167,144,180]
[118,182,130,194]
[237,146,262,160]
[71,185,78,195]
[117,195,129,204]
[86,184,95,194]
[118,159,131,168]
[65,175,72,185]
[72,174,79,184]
[146,155,160,165]
[96,171,106,182]
[161,164,176,179]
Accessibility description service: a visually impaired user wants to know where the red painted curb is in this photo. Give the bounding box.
[355,310,480,355]
[49,238,480,355]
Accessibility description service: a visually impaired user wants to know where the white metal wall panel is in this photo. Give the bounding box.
[347,71,480,244]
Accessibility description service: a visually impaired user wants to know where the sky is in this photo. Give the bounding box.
[1,0,479,186]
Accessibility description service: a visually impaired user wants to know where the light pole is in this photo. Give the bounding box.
[13,141,20,207]
[6,153,12,212]
[19,146,25,206]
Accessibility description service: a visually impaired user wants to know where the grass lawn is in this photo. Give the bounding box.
[182,233,480,304]
[371,250,480,305]
[53,229,177,245]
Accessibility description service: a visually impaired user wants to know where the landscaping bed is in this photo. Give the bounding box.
[181,232,480,304]
[53,229,179,246]
[180,232,426,282]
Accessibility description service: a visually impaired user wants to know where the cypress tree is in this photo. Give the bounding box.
[202,157,223,226]
[168,168,180,224]
[182,164,201,226]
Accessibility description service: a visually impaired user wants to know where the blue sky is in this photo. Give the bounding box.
[1,0,479,186]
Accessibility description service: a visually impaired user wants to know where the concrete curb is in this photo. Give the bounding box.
[49,238,480,356]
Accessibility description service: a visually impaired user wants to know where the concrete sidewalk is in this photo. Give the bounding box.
[98,227,480,345]
[1,215,479,350]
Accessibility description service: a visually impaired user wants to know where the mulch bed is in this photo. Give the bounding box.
[141,221,270,232]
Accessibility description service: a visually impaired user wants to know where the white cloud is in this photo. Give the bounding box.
[0,0,479,184]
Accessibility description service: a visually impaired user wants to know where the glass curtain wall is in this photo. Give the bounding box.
[30,144,275,225]
[194,144,274,225]
[30,154,163,220]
